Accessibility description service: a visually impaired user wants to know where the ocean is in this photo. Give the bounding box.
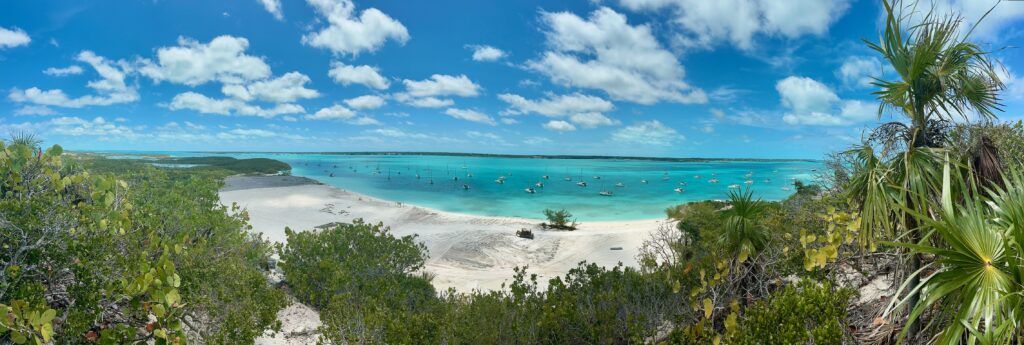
[206,153,822,221]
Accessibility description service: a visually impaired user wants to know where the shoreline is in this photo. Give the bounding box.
[219,175,669,292]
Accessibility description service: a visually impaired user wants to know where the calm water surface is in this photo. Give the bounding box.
[195,153,822,221]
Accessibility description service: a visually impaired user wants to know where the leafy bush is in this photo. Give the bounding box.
[0,142,285,344]
[728,280,854,344]
[946,120,1024,171]
[542,208,577,230]
[277,220,436,344]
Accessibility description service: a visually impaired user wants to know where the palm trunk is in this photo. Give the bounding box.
[905,120,927,341]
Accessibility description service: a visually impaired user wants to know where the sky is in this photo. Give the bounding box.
[1,0,1023,159]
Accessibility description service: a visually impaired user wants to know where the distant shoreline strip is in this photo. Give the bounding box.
[176,151,820,163]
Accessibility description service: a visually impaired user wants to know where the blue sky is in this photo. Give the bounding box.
[1,0,1023,159]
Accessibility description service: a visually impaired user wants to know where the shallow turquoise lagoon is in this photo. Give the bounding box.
[195,153,822,221]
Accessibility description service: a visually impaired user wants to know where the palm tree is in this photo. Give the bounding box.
[852,0,1004,338]
[720,188,767,264]
[886,161,1023,343]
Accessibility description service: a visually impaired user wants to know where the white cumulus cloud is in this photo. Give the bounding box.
[10,51,138,108]
[0,26,30,48]
[611,120,684,145]
[220,71,319,103]
[345,95,386,109]
[168,92,304,118]
[258,0,284,20]
[469,45,506,61]
[543,120,577,132]
[836,56,882,88]
[138,35,272,86]
[528,7,706,104]
[401,74,481,98]
[328,62,390,90]
[302,0,409,56]
[617,0,849,50]
[498,93,613,117]
[394,74,480,107]
[569,112,619,128]
[776,76,876,126]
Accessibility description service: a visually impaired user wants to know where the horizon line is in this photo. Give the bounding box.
[84,150,822,163]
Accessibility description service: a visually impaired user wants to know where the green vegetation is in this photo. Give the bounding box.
[542,208,577,230]
[727,280,854,344]
[0,143,284,344]
[150,156,291,175]
[2,2,1022,342]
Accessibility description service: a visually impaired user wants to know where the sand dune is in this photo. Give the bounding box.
[220,175,668,292]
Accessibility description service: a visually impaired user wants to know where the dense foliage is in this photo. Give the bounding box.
[728,281,854,344]
[0,145,285,344]
[278,221,684,344]
[149,156,291,175]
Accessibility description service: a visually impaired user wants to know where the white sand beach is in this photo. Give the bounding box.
[220,175,669,292]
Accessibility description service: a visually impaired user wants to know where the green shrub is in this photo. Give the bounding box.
[729,280,853,344]
[542,208,577,230]
[277,220,437,344]
[1,142,285,344]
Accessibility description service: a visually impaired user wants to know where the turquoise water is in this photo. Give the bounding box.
[202,153,821,221]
